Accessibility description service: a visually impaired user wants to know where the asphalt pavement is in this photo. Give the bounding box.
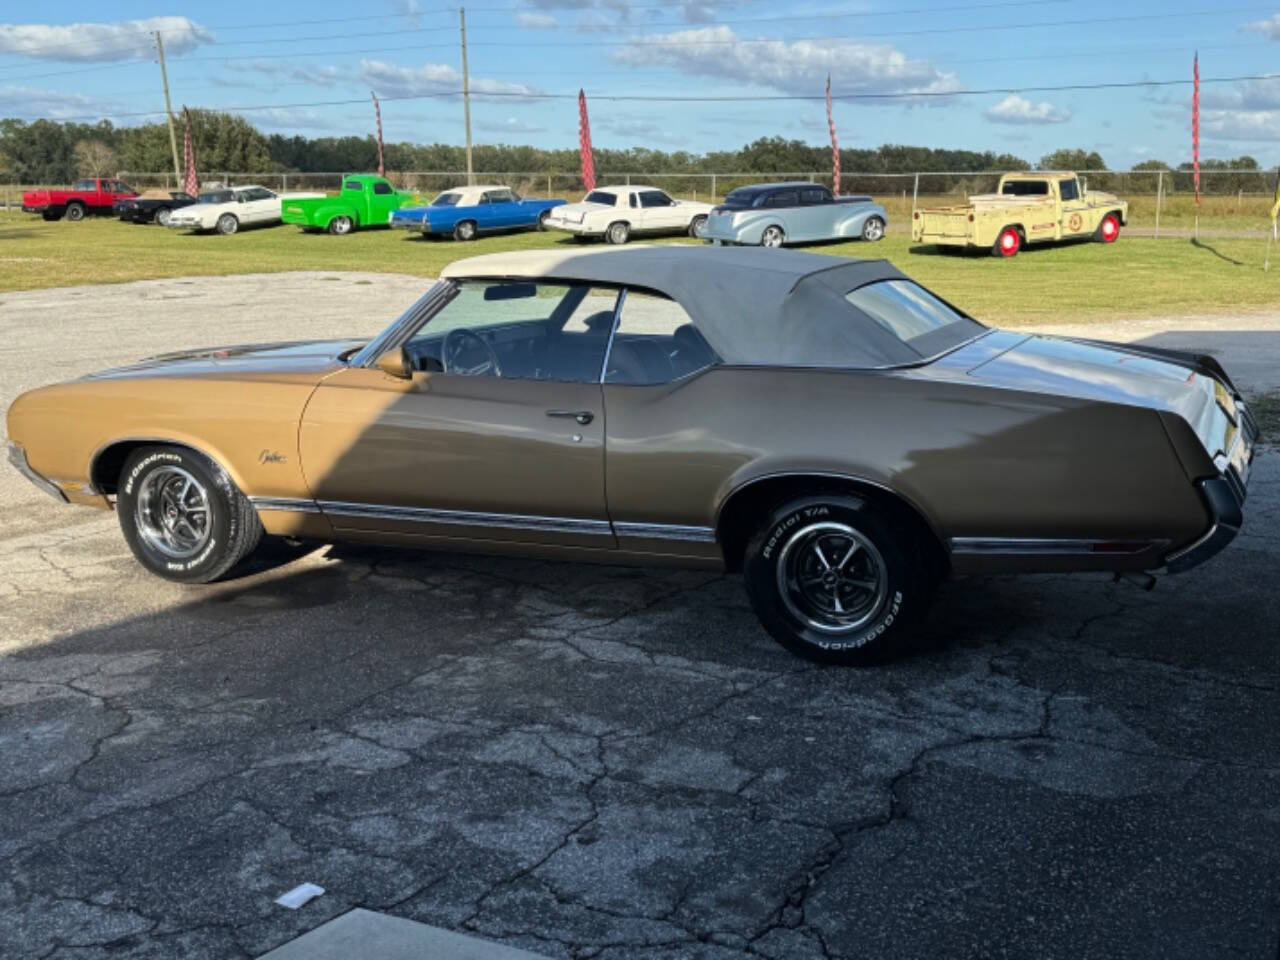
[2,274,1278,960]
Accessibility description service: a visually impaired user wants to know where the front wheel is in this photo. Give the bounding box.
[861,216,885,242]
[216,213,239,235]
[453,220,477,241]
[65,203,86,222]
[1095,213,1120,244]
[116,445,262,584]
[328,215,354,235]
[154,207,172,227]
[760,225,785,248]
[743,495,936,664]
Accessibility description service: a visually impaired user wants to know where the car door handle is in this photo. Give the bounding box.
[546,409,594,425]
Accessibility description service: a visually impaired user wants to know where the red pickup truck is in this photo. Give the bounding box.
[22,178,139,221]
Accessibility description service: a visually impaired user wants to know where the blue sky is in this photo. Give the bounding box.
[2,1,1279,168]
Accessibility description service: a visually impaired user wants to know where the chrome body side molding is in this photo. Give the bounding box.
[248,496,322,514]
[950,537,1155,556]
[247,496,715,543]
[317,500,615,536]
[613,521,716,543]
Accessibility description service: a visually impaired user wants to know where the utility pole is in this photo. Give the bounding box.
[460,7,474,186]
[154,31,181,186]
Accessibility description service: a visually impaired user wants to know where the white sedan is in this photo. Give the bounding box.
[542,185,713,244]
[167,185,324,235]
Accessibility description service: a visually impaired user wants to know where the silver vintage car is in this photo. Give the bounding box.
[701,182,887,247]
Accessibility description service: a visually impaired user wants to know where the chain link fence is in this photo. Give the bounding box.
[6,169,1276,232]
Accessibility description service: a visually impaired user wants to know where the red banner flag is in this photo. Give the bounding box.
[826,74,840,197]
[181,107,198,198]
[1192,53,1200,207]
[578,89,596,193]
[372,92,385,178]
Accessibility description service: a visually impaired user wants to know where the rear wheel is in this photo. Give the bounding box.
[1095,213,1120,244]
[116,445,262,584]
[861,216,885,242]
[537,209,551,231]
[993,226,1020,257]
[154,207,172,227]
[606,221,630,245]
[65,203,86,222]
[216,213,239,235]
[453,220,477,241]
[760,225,785,247]
[743,495,936,664]
[328,215,354,235]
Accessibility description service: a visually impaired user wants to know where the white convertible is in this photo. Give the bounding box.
[542,185,713,244]
[167,185,324,235]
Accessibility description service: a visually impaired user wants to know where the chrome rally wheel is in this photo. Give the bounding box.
[776,522,888,634]
[135,465,212,560]
[329,215,354,235]
[861,216,885,242]
[760,225,785,247]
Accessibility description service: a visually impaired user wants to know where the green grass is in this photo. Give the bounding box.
[2,210,1278,325]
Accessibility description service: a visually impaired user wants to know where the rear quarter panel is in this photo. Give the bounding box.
[602,367,1207,563]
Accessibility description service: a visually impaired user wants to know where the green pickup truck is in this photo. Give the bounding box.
[281,173,418,234]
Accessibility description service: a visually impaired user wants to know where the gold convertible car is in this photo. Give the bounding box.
[6,247,1259,663]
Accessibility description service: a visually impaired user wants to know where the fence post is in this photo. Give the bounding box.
[1154,171,1162,240]
[911,172,919,219]
[625,173,630,186]
[711,173,716,202]
[547,173,551,195]
[283,173,288,191]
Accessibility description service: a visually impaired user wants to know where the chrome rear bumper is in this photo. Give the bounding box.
[1164,398,1260,573]
[7,443,67,502]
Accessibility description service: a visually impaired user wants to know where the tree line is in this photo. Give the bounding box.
[0,113,1264,186]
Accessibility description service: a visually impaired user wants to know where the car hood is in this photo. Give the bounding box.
[83,339,366,381]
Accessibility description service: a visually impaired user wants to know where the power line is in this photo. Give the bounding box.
[21,72,1280,124]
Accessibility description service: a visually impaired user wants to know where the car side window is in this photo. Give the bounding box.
[74,179,95,191]
[764,191,799,208]
[373,182,393,195]
[639,191,674,208]
[605,290,718,385]
[1059,179,1080,201]
[801,188,827,204]
[403,281,617,384]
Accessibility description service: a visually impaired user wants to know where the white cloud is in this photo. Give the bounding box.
[1201,77,1280,111]
[1201,110,1280,142]
[516,12,558,28]
[478,116,548,134]
[0,17,211,63]
[0,85,122,120]
[360,60,539,101]
[984,94,1071,125]
[1244,13,1280,39]
[611,26,960,100]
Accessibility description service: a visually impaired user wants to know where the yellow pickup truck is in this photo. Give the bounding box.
[911,171,1128,257]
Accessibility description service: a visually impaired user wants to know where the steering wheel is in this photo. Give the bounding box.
[442,328,502,377]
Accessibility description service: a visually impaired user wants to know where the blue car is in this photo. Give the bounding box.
[390,185,567,241]
[700,182,887,248]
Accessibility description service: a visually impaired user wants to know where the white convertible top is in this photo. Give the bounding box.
[440,246,949,367]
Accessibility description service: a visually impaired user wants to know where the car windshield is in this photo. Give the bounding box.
[583,191,616,205]
[844,281,985,359]
[432,193,462,207]
[198,192,232,204]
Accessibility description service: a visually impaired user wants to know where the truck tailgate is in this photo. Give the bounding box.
[919,211,970,237]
